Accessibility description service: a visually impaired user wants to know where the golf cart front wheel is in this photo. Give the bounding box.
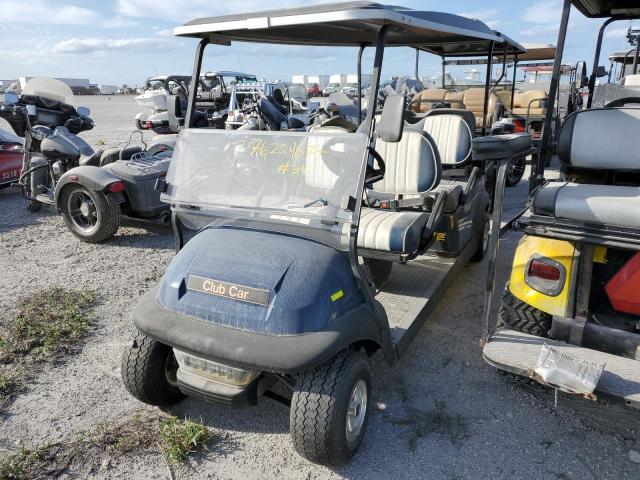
[60,184,120,243]
[121,330,186,406]
[290,350,371,466]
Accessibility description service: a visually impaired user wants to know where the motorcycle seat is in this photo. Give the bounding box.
[79,149,104,167]
[100,146,143,166]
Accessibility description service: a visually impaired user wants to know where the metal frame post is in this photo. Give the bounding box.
[481,41,495,136]
[415,48,420,79]
[357,44,365,122]
[535,0,571,193]
[186,38,208,128]
[511,56,518,110]
[441,57,446,88]
[364,26,389,135]
[587,17,616,109]
[633,39,640,74]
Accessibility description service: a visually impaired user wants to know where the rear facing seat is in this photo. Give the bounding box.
[532,107,640,229]
[512,90,547,117]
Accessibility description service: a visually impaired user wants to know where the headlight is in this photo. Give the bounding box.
[173,349,258,387]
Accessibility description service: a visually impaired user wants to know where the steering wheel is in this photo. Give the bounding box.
[604,97,640,108]
[365,146,386,185]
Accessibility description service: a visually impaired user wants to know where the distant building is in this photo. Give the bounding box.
[98,84,118,95]
[18,77,90,90]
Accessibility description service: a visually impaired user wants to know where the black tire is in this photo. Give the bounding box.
[364,258,393,288]
[290,350,371,466]
[121,331,186,406]
[60,184,120,243]
[27,199,42,212]
[470,213,490,262]
[505,157,526,187]
[497,285,552,337]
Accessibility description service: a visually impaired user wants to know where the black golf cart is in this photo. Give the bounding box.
[482,0,640,410]
[121,2,534,465]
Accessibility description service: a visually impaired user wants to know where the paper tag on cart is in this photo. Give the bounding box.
[533,344,605,398]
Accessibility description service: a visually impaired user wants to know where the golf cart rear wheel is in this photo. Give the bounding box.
[505,157,526,187]
[290,350,371,466]
[60,184,120,243]
[27,199,42,212]
[470,213,490,262]
[497,285,552,337]
[121,331,185,406]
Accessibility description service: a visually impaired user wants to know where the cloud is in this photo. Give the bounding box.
[155,28,174,37]
[0,0,99,25]
[116,0,323,22]
[52,37,163,54]
[103,16,140,28]
[519,23,560,38]
[605,27,630,39]
[522,1,562,24]
[459,9,500,29]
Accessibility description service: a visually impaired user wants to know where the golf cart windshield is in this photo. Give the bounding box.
[165,129,368,242]
[21,77,75,107]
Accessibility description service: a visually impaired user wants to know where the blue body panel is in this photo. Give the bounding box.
[158,226,365,336]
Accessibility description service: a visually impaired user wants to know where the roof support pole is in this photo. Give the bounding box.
[481,41,494,136]
[364,25,388,135]
[633,39,640,75]
[186,38,208,128]
[357,44,365,122]
[441,57,446,88]
[511,56,518,111]
[535,0,571,193]
[587,17,616,109]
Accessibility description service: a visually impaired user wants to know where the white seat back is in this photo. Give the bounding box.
[422,114,472,165]
[372,130,441,194]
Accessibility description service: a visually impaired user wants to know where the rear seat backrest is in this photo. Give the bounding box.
[421,110,474,166]
[460,88,501,130]
[512,90,547,115]
[412,88,448,113]
[558,107,640,170]
[372,130,441,194]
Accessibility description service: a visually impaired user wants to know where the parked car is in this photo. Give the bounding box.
[305,82,321,97]
[0,128,23,189]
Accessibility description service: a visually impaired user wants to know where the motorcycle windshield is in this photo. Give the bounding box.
[164,129,369,246]
[21,77,75,107]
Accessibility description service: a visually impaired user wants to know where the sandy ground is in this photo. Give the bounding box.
[0,96,638,479]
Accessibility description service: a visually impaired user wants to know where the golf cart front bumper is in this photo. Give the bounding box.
[134,287,381,374]
[483,329,640,409]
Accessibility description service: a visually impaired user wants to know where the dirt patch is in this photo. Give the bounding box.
[0,286,95,410]
[0,411,220,479]
[392,399,470,451]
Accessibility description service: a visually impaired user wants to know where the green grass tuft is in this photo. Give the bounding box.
[0,286,95,407]
[158,416,213,464]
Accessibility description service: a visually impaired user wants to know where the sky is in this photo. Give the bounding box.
[0,0,637,87]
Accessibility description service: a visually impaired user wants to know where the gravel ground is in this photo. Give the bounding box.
[0,96,638,479]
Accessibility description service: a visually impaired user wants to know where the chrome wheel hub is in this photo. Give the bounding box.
[346,379,368,443]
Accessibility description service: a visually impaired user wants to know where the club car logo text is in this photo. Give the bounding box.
[187,275,270,306]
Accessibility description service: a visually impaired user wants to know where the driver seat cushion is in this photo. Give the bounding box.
[79,149,104,167]
[358,208,429,253]
[412,89,448,113]
[533,182,640,228]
